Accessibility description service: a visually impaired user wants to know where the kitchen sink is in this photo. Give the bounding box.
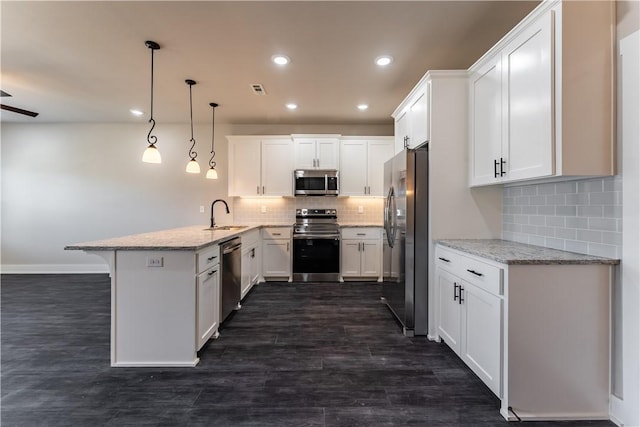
[203,225,248,231]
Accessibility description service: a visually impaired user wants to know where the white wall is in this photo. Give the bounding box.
[0,122,392,272]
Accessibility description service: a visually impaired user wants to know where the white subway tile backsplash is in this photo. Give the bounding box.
[502,176,621,259]
[556,206,576,216]
[577,205,603,217]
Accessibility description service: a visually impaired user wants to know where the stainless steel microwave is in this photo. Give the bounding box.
[294,169,339,196]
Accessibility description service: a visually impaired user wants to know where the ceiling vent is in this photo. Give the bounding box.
[250,84,266,95]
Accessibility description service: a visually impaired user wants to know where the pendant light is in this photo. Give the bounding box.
[184,79,200,174]
[206,102,219,180]
[142,41,161,164]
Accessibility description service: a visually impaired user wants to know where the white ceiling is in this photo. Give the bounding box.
[1,1,538,125]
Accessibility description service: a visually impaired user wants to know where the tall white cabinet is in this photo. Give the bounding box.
[469,0,615,186]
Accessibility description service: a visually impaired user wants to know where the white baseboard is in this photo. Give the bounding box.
[1,264,109,274]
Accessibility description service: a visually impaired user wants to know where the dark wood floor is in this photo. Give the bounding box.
[1,274,613,427]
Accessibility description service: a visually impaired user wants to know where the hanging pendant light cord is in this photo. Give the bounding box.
[147,43,157,146]
[209,103,217,169]
[187,81,197,161]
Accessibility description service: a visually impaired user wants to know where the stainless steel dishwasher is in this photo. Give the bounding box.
[220,237,242,323]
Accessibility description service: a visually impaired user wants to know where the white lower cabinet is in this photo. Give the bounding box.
[436,246,503,397]
[262,227,291,280]
[196,245,220,350]
[340,227,382,280]
[241,229,261,299]
[436,243,613,421]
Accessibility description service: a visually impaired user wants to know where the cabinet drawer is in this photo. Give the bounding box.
[435,246,503,296]
[263,227,291,240]
[341,227,381,240]
[241,229,260,247]
[197,245,220,274]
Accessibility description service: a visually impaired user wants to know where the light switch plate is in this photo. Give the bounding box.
[199,206,205,213]
[261,206,267,213]
[358,206,364,214]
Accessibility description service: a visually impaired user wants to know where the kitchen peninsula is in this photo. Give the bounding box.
[66,225,263,367]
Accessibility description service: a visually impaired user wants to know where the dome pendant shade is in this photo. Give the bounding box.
[142,144,161,163]
[186,159,201,174]
[206,167,218,180]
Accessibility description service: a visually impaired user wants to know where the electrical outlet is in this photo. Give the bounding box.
[199,206,205,213]
[358,206,364,214]
[146,256,163,267]
[261,206,267,213]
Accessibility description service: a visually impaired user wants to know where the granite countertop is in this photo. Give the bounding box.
[65,225,265,251]
[437,239,620,265]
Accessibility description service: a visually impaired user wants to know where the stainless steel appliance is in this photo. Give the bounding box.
[220,237,242,322]
[292,208,340,281]
[294,169,339,196]
[382,147,429,336]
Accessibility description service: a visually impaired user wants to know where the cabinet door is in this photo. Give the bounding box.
[241,248,252,299]
[408,87,429,148]
[367,139,394,196]
[361,240,381,277]
[340,240,362,277]
[229,138,261,196]
[339,140,368,196]
[197,267,219,350]
[502,11,553,182]
[262,240,290,277]
[262,139,293,196]
[394,110,409,154]
[316,138,339,169]
[470,56,503,186]
[293,138,316,169]
[460,280,502,397]
[437,267,462,353]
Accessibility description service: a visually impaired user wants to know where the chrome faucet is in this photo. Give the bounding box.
[210,199,230,228]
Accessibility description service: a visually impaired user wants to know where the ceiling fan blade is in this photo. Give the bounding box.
[0,90,12,97]
[1,104,39,117]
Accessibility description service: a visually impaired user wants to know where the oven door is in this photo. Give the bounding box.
[292,235,340,281]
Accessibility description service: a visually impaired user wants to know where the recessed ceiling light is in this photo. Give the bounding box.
[130,109,144,116]
[357,104,369,111]
[286,103,298,110]
[272,55,290,66]
[375,55,393,67]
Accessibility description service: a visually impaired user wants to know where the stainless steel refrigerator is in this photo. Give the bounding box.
[382,146,429,336]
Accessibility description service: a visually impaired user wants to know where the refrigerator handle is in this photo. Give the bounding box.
[384,187,393,246]
[390,189,397,247]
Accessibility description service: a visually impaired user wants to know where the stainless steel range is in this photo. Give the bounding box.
[292,208,340,282]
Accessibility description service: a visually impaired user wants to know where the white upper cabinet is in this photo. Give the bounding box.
[392,81,430,152]
[228,136,293,197]
[469,0,615,186]
[292,135,339,170]
[339,137,394,197]
[470,55,504,186]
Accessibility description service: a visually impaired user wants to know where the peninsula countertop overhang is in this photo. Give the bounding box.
[64,224,268,251]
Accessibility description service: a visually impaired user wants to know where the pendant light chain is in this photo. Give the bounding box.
[209,103,217,169]
[187,80,197,161]
[142,40,161,164]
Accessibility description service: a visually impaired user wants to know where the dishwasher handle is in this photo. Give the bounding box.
[222,242,242,254]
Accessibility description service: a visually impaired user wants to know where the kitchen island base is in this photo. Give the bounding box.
[95,250,205,367]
